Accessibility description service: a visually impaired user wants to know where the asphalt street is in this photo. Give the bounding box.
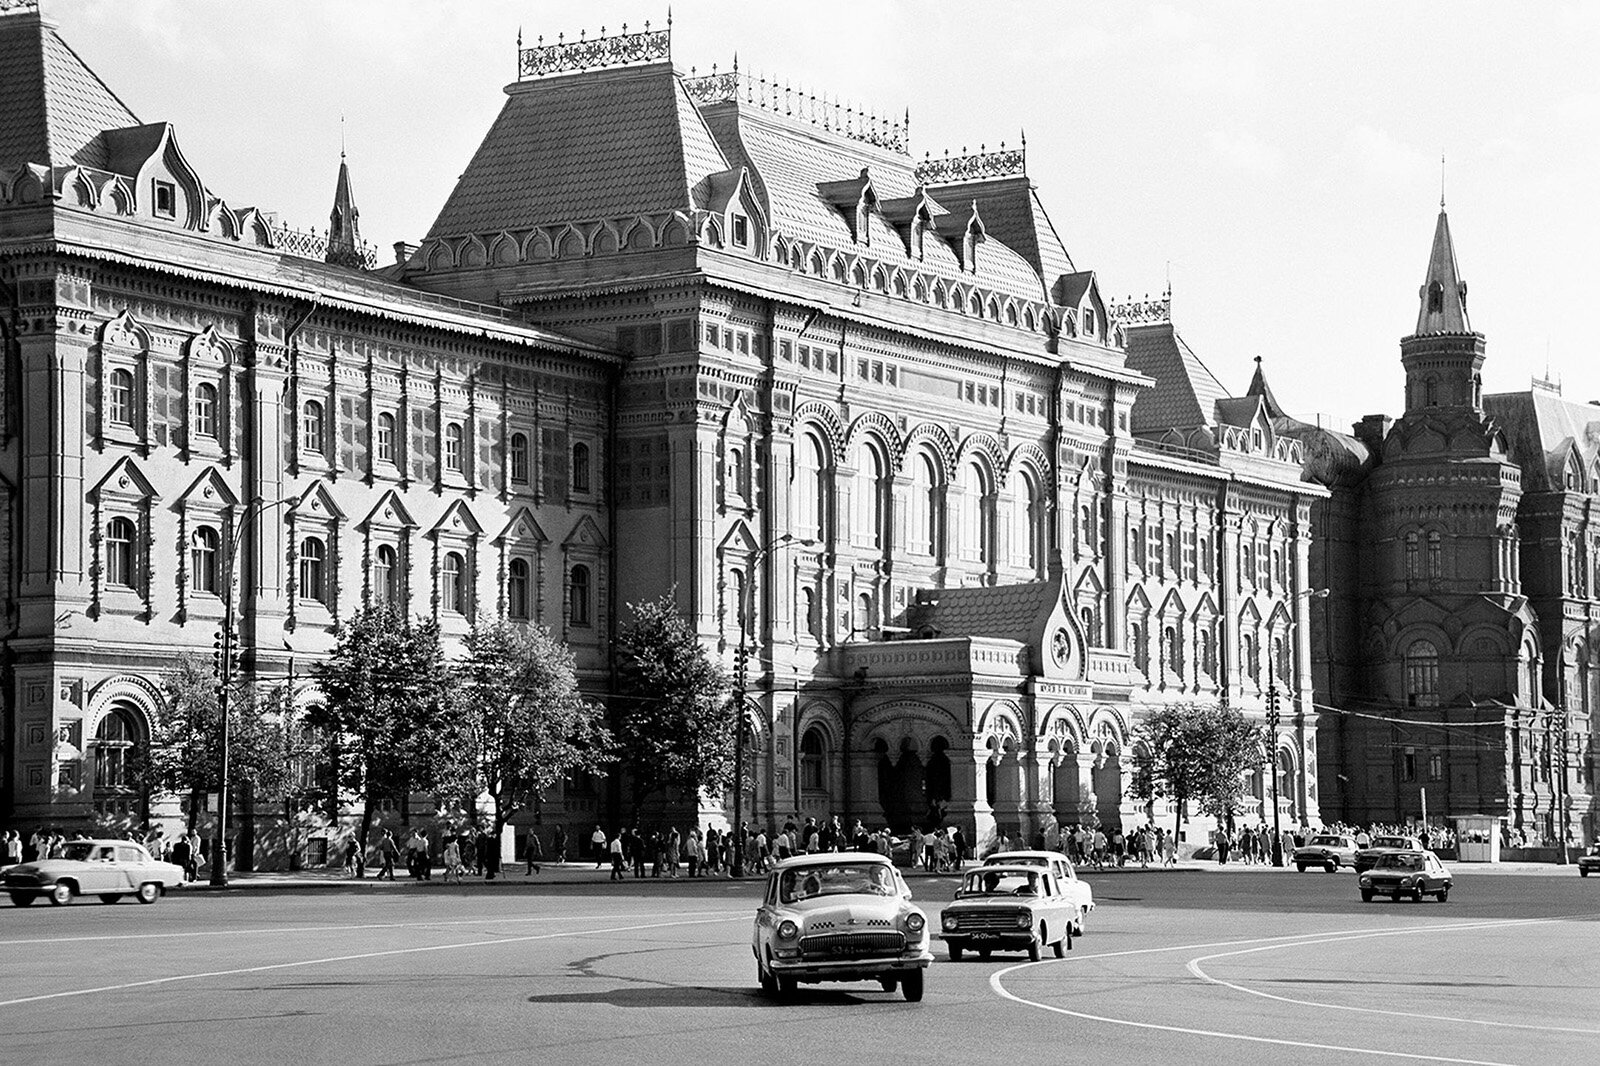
[0,863,1593,1066]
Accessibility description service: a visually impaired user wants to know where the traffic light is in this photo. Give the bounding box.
[212,631,226,679]
[732,643,749,690]
[1265,684,1280,730]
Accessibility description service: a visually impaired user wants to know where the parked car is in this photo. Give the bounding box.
[3,839,186,906]
[1579,846,1599,878]
[1294,833,1359,872]
[1353,834,1423,873]
[1358,850,1453,902]
[983,850,1094,933]
[939,864,1078,961]
[752,852,932,1001]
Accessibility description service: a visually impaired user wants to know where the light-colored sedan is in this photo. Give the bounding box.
[1294,833,1359,872]
[984,850,1095,933]
[752,852,932,1001]
[939,864,1078,961]
[3,839,186,906]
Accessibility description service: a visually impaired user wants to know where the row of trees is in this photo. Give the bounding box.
[149,594,737,851]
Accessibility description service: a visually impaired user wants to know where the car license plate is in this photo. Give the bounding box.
[968,932,997,940]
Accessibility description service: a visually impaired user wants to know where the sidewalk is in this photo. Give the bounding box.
[185,855,1587,891]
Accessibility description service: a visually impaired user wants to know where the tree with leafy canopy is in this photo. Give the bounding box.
[455,619,613,836]
[612,592,731,819]
[1129,702,1265,843]
[152,653,290,831]
[309,606,456,847]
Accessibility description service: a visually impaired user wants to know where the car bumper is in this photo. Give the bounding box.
[937,931,1035,947]
[768,948,932,980]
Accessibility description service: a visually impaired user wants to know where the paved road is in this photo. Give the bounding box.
[0,865,1593,1066]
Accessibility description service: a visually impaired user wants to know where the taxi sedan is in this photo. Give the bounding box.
[4,839,186,906]
[1359,849,1453,902]
[1578,846,1599,877]
[752,852,931,1001]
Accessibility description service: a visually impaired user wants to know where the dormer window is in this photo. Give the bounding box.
[152,180,176,219]
[732,214,749,247]
[1082,308,1096,338]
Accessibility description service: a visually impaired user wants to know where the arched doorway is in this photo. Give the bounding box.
[875,738,926,832]
[1091,737,1123,832]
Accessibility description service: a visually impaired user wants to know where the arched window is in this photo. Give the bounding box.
[299,537,326,603]
[1424,377,1438,406]
[1405,531,1419,580]
[964,463,993,565]
[190,526,219,594]
[572,442,591,493]
[1427,531,1443,582]
[301,400,325,455]
[728,568,747,634]
[1273,635,1289,683]
[192,383,217,438]
[800,586,818,640]
[1014,470,1044,576]
[1242,632,1258,684]
[1201,628,1218,680]
[854,591,873,636]
[371,544,397,605]
[911,452,940,556]
[376,412,397,466]
[1404,639,1439,707]
[105,516,136,587]
[801,727,826,790]
[569,564,592,627]
[94,708,138,793]
[441,551,465,614]
[444,422,463,473]
[1130,620,1148,672]
[1165,623,1182,674]
[854,442,884,550]
[509,432,529,484]
[108,368,135,426]
[507,557,530,620]
[725,445,744,500]
[796,432,828,541]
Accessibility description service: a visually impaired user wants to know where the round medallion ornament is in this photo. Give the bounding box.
[1050,627,1072,669]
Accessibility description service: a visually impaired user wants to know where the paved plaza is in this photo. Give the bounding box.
[0,863,1592,1066]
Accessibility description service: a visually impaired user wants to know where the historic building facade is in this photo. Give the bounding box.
[0,7,1325,863]
[1296,207,1596,846]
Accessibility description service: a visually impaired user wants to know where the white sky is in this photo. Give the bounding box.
[52,0,1600,431]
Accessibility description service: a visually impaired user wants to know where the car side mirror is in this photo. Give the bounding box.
[902,885,914,900]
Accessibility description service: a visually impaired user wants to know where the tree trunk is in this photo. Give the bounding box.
[358,789,376,848]
[1173,790,1184,847]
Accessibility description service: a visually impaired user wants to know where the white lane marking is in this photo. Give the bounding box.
[0,912,747,1009]
[988,915,1599,1066]
[0,909,738,949]
[1185,921,1600,1036]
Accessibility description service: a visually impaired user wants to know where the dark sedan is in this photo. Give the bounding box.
[1358,850,1452,902]
[1579,847,1599,877]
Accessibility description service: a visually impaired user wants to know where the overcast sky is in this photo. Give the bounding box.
[53,0,1600,431]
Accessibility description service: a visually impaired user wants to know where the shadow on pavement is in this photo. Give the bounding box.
[525,985,884,1008]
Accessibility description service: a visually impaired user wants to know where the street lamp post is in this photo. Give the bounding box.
[210,495,291,888]
[1266,684,1283,867]
[731,532,814,877]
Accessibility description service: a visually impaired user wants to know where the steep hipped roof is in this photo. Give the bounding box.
[424,61,727,239]
[1124,320,1230,432]
[0,8,140,170]
[1484,386,1600,492]
[921,175,1075,285]
[1414,207,1471,335]
[905,580,1058,643]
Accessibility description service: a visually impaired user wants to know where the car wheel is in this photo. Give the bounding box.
[1325,861,1337,873]
[1028,931,1042,962]
[1410,887,1423,903]
[135,883,161,905]
[98,894,123,904]
[757,956,777,997]
[776,974,798,998]
[1052,934,1067,958]
[8,892,35,907]
[978,948,992,960]
[1360,889,1374,902]
[878,975,898,993]
[901,968,924,1002]
[48,883,73,906]
[1296,863,1307,872]
[1580,868,1589,877]
[1436,887,1449,903]
[948,943,964,961]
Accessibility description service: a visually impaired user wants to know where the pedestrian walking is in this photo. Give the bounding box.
[552,824,567,865]
[591,824,607,868]
[377,830,399,881]
[609,831,625,881]
[525,826,542,875]
[343,837,363,878]
[443,836,463,883]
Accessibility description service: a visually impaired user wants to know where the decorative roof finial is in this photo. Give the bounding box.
[1440,151,1446,209]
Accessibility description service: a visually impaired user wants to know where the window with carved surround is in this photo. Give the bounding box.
[376,412,397,467]
[97,316,150,449]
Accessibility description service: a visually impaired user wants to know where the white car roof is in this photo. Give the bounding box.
[986,850,1069,861]
[769,850,891,871]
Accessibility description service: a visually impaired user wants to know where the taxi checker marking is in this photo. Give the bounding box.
[1183,922,1600,1036]
[989,915,1597,1066]
[0,912,747,1010]
[0,909,741,949]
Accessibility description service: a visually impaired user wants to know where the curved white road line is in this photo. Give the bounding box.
[1185,922,1600,1036]
[0,909,739,949]
[0,912,746,1009]
[990,914,1598,1066]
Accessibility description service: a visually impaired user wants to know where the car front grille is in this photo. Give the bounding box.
[808,918,892,932]
[945,909,1025,932]
[799,931,906,959]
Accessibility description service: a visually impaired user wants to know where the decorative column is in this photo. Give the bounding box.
[243,304,289,654]
[943,745,996,854]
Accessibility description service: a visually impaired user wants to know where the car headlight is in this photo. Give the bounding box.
[1400,876,1417,887]
[1359,876,1371,885]
[776,920,799,940]
[1015,912,1032,929]
[942,914,959,932]
[905,912,925,934]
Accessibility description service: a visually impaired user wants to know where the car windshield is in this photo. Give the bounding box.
[962,870,1044,896]
[778,863,894,903]
[1371,837,1410,849]
[1310,836,1343,846]
[1373,853,1423,871]
[59,843,101,862]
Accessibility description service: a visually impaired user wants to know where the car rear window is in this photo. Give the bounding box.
[1310,836,1342,846]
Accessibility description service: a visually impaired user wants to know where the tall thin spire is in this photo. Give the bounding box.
[1414,201,1469,334]
[326,147,364,269]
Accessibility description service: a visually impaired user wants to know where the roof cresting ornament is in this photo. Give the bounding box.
[517,13,671,79]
